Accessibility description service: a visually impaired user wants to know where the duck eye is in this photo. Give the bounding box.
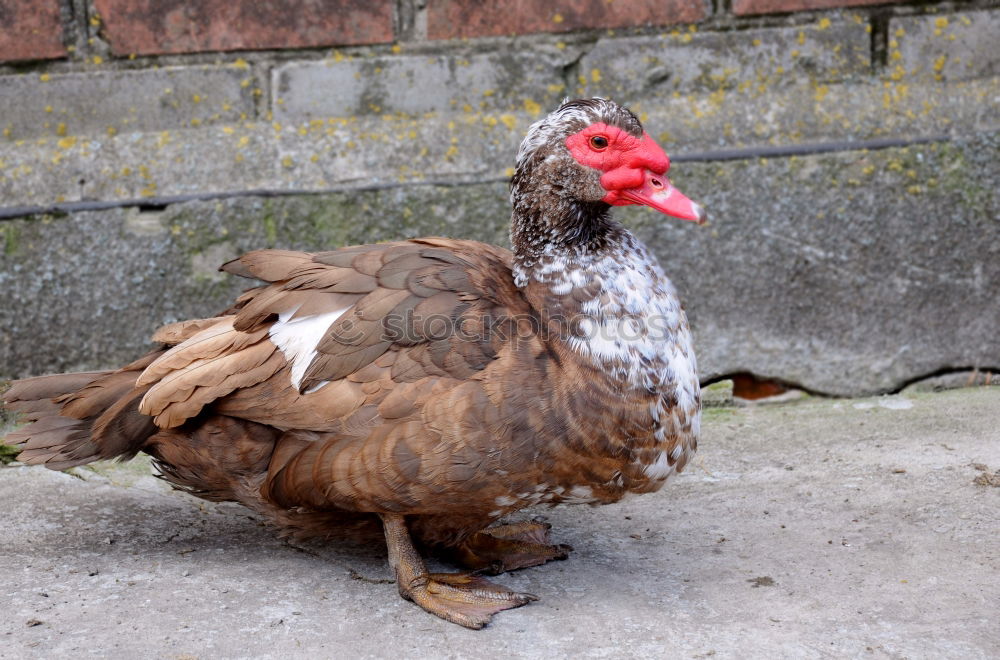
[589,135,609,150]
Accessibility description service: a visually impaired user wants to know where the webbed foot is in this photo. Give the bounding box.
[456,519,573,574]
[380,514,537,629]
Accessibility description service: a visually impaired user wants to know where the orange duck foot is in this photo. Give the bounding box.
[381,514,538,629]
[456,520,574,574]
[406,572,538,629]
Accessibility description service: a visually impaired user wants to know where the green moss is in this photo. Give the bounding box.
[1,386,22,463]
[0,224,21,256]
[934,141,992,211]
[261,205,279,246]
[702,406,738,421]
[0,442,19,464]
[705,380,734,392]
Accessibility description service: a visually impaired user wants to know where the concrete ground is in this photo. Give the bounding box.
[1,387,997,659]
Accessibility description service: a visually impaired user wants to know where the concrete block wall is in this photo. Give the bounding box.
[0,0,998,395]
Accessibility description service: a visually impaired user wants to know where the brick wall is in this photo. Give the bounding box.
[0,0,975,63]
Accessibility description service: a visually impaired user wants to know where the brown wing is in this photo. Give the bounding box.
[135,238,526,431]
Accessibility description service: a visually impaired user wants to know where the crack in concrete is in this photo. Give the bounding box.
[708,365,1000,400]
[557,41,593,95]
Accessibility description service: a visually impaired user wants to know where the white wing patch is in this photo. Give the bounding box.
[268,306,350,390]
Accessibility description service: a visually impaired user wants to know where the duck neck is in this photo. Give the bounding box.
[509,185,627,288]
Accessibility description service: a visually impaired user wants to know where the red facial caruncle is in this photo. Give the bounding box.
[565,122,707,224]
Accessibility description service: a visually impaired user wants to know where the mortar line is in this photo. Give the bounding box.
[0,132,952,221]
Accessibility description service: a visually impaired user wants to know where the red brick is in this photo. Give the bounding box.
[733,0,903,16]
[427,0,705,40]
[92,0,393,56]
[0,0,66,63]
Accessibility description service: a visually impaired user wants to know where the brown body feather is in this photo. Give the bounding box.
[4,237,692,546]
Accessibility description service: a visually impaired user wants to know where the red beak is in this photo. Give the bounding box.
[618,169,707,225]
[568,125,706,224]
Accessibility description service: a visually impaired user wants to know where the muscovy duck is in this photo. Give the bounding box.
[3,98,706,629]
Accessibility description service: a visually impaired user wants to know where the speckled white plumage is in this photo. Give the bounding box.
[516,233,701,485]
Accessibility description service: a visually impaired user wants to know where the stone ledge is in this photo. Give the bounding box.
[2,73,996,209]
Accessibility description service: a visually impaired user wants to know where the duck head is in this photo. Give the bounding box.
[510,98,706,232]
